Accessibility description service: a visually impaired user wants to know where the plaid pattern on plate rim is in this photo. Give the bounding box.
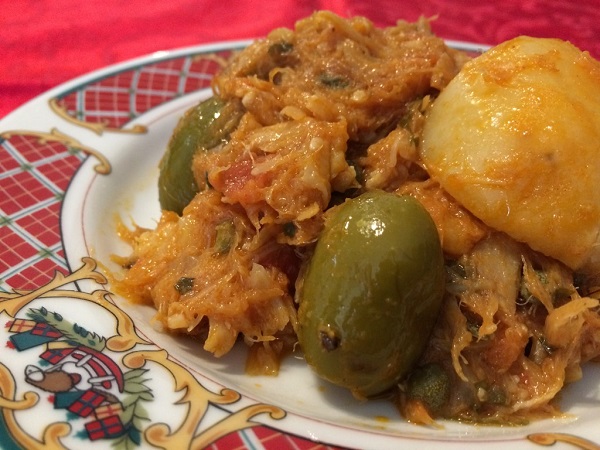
[0,46,240,292]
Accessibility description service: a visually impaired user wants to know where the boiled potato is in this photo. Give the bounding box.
[420,36,600,273]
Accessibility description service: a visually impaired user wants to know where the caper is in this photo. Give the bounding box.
[174,277,194,295]
[213,219,235,255]
[297,190,445,399]
[406,363,451,414]
[158,96,243,214]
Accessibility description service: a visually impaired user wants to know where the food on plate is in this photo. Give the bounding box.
[111,10,600,425]
[112,11,462,367]
[297,191,445,399]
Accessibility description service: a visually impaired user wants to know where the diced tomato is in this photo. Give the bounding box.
[210,157,273,205]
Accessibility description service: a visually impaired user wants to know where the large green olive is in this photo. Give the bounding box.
[296,190,445,399]
[158,96,243,214]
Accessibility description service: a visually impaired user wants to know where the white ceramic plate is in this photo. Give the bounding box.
[2,40,600,450]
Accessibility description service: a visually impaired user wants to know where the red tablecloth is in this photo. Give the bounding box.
[2,0,599,119]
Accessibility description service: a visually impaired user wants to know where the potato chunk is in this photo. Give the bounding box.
[420,36,600,273]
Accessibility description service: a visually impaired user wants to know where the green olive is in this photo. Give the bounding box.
[158,96,243,214]
[297,190,445,399]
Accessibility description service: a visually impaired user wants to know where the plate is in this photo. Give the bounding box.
[1,39,600,450]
